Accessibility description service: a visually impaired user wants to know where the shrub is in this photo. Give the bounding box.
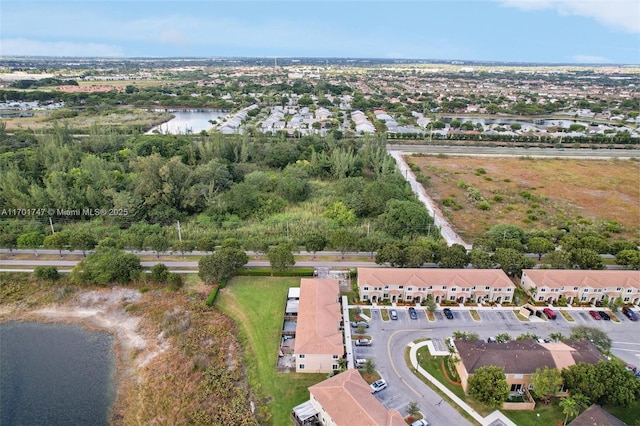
[34,266,60,281]
[167,273,183,291]
[205,286,219,307]
[236,267,314,277]
[456,179,469,189]
[475,167,487,175]
[477,201,491,210]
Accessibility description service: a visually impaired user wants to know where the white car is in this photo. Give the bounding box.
[411,420,429,426]
[370,379,387,393]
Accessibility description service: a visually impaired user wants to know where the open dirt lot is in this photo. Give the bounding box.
[410,155,640,242]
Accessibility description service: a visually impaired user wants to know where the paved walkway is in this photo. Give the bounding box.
[408,341,518,426]
[390,150,472,249]
[341,296,355,369]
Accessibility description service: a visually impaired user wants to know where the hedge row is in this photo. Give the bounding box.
[205,286,219,307]
[236,268,315,277]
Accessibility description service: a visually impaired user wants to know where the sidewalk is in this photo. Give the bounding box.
[408,341,518,426]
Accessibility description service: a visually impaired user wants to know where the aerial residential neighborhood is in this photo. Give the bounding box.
[1,1,640,425]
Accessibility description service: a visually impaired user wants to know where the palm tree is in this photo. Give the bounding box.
[549,332,565,342]
[336,358,347,372]
[560,394,589,426]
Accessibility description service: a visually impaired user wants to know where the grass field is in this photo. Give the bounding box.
[216,276,326,425]
[409,155,640,242]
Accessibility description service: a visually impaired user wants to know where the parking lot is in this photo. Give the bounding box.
[350,305,640,425]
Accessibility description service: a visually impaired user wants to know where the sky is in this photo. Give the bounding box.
[0,0,639,64]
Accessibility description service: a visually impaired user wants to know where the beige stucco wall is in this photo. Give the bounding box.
[296,353,340,373]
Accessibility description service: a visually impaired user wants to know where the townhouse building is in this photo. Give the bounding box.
[292,369,405,426]
[520,270,640,305]
[293,278,344,373]
[357,268,515,304]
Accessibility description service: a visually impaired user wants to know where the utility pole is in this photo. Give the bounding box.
[49,217,55,234]
[286,221,290,240]
[177,221,182,242]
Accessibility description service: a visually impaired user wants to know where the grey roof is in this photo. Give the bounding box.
[455,339,605,375]
[570,404,627,426]
[456,339,555,374]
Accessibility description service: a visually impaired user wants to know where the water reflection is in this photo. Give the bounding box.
[148,110,229,134]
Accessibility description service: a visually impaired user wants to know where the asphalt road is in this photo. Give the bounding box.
[352,305,640,425]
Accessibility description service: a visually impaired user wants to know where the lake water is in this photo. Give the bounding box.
[147,110,229,134]
[0,321,116,426]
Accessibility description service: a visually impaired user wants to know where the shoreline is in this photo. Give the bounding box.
[0,287,165,425]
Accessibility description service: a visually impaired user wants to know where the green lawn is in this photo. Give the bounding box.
[606,400,640,425]
[503,400,564,426]
[559,310,574,322]
[217,276,326,425]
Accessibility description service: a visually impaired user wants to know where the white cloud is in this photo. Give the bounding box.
[0,38,125,57]
[499,0,640,33]
[570,54,611,63]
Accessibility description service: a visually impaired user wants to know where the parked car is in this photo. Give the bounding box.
[411,420,429,426]
[408,307,418,320]
[354,339,371,346]
[355,359,368,369]
[350,321,369,328]
[487,337,497,343]
[625,364,637,373]
[598,311,611,321]
[543,308,557,320]
[370,379,387,393]
[589,310,601,320]
[623,307,638,321]
[389,309,398,320]
[443,308,454,319]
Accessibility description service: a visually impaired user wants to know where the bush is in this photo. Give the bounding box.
[205,286,219,307]
[167,273,183,291]
[150,263,170,283]
[236,267,314,277]
[34,266,60,281]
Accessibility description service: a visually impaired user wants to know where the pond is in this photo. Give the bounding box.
[147,109,229,134]
[0,321,116,426]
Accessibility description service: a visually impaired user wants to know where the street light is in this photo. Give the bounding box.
[535,412,540,426]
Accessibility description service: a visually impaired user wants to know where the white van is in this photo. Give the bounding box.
[355,359,367,369]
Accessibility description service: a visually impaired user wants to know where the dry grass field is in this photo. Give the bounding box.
[409,155,640,242]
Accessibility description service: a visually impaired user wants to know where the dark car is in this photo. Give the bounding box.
[598,311,611,321]
[408,307,418,320]
[443,308,454,319]
[589,310,601,320]
[623,307,638,321]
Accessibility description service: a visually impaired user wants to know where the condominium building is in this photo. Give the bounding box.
[357,268,515,304]
[520,270,640,305]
